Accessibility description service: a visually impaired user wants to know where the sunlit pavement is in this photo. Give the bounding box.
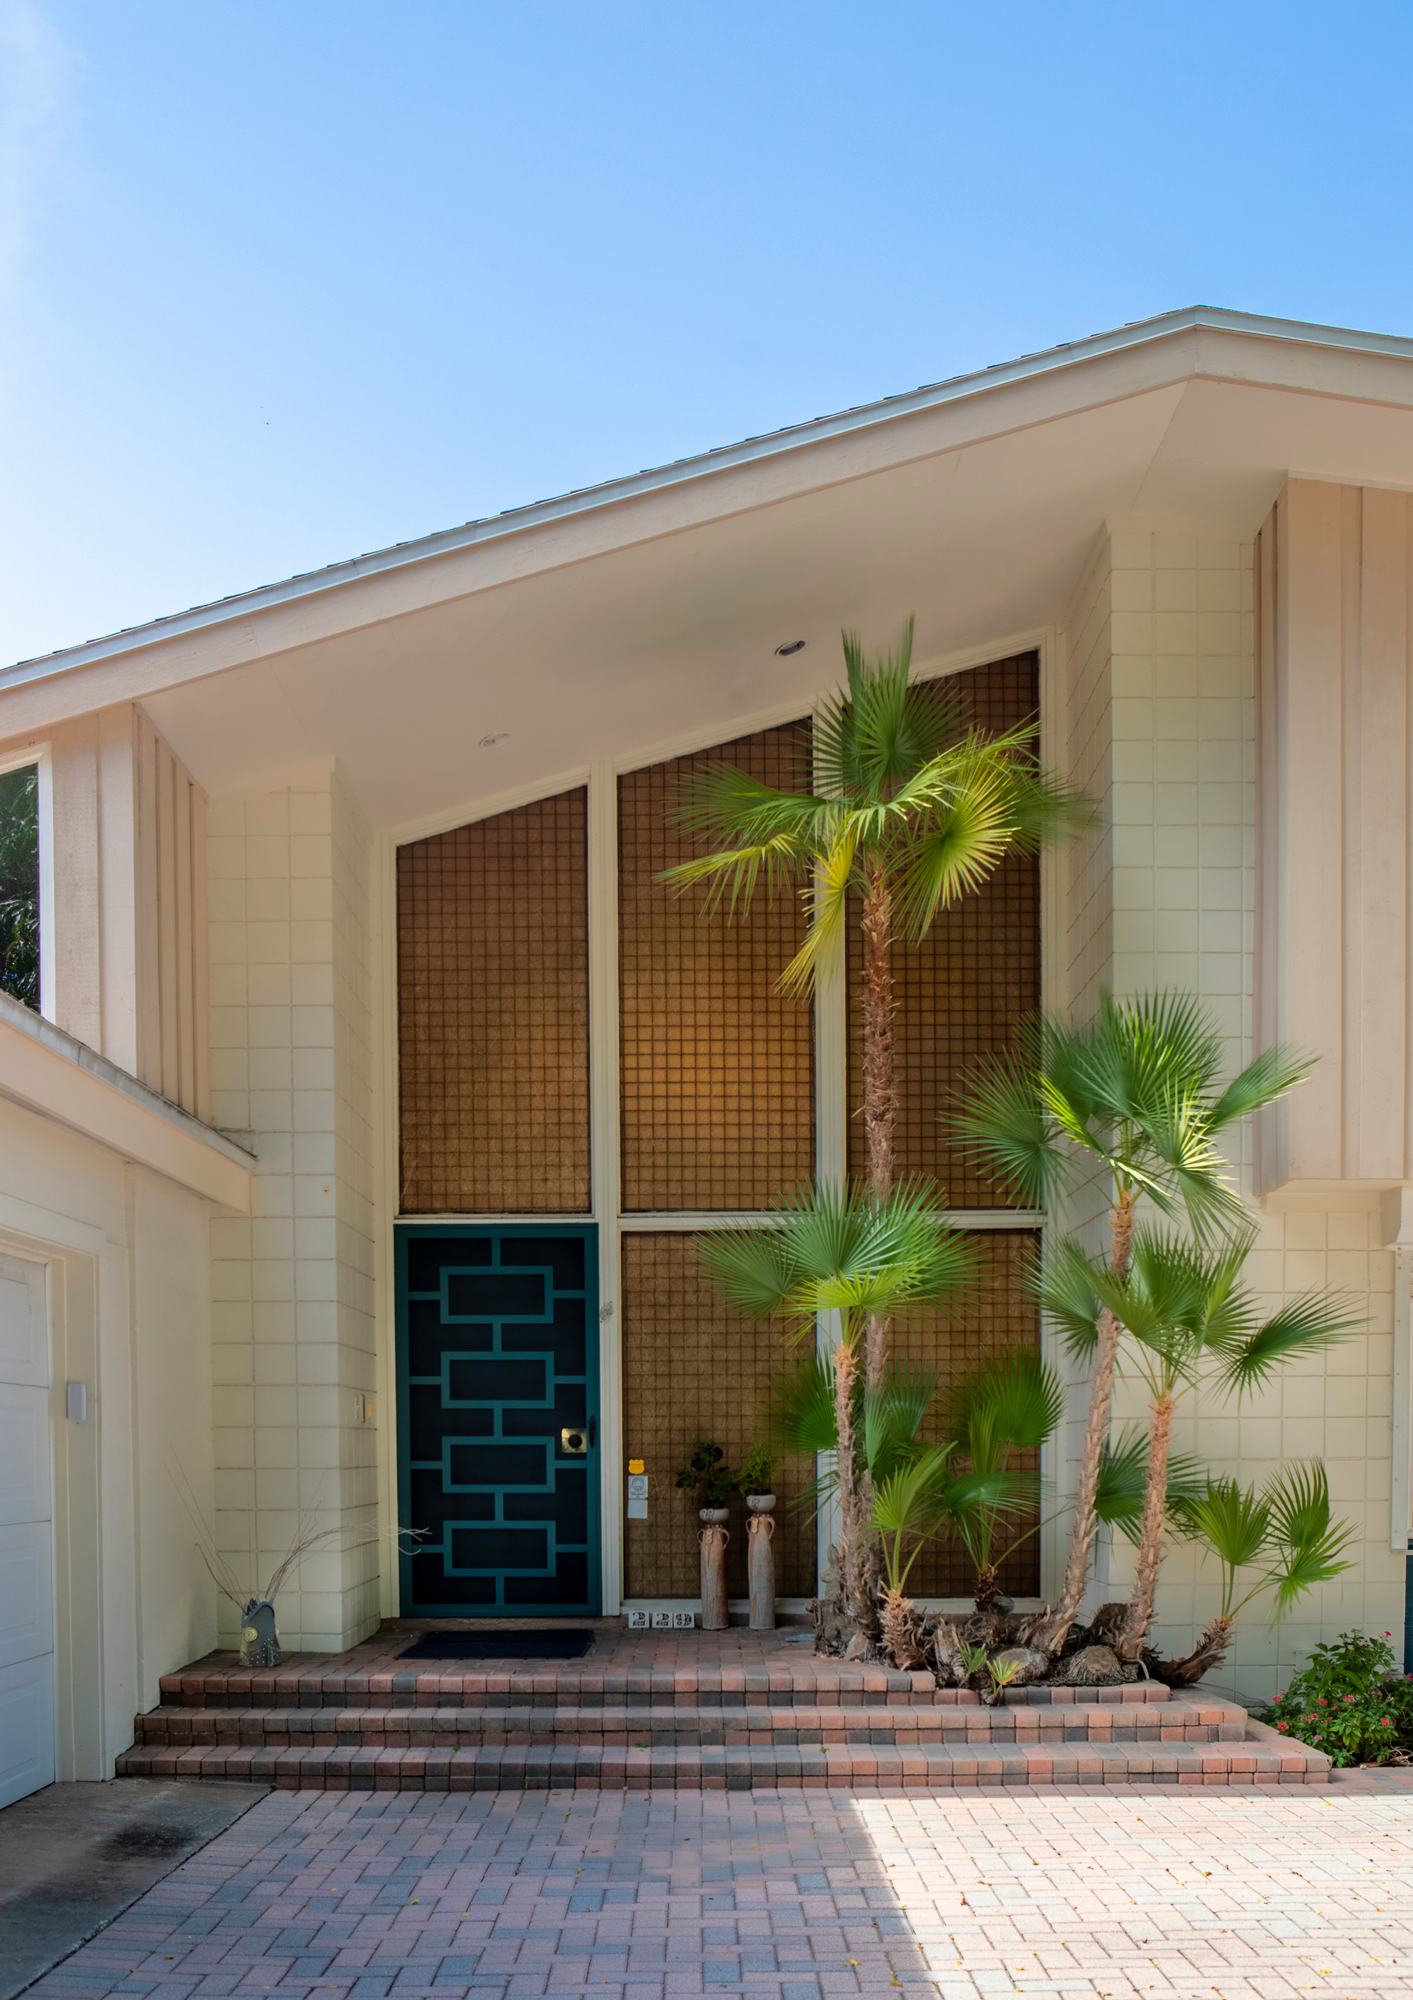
[22,1781,1413,1999]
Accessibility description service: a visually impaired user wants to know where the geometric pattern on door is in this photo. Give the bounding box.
[395,1225,600,1616]
[0,1252,54,1810]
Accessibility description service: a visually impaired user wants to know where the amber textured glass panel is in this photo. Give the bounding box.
[889,1229,1041,1600]
[621,1233,813,1600]
[397,789,590,1214]
[619,723,814,1211]
[847,654,1040,1206]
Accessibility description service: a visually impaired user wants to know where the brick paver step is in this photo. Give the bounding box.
[155,1665,1177,1713]
[130,1695,1246,1750]
[114,1731,1330,1790]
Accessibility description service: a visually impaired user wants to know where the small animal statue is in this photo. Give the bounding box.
[240,1597,281,1668]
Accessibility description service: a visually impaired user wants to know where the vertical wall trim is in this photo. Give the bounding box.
[588,760,623,1613]
[36,748,55,1026]
[1386,1190,1413,1553]
[1395,1248,1412,1555]
[373,830,400,1621]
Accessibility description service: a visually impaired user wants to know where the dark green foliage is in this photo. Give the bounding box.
[1093,1429,1206,1544]
[0,766,39,1011]
[737,1441,779,1497]
[674,1441,737,1508]
[1259,1632,1413,1767]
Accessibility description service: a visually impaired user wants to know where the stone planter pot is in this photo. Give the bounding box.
[698,1507,730,1629]
[745,1495,776,1631]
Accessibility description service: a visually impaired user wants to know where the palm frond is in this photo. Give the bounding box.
[945,1345,1064,1459]
[1033,1237,1105,1358]
[763,1354,839,1460]
[1261,1465,1355,1616]
[1002,762,1099,850]
[697,1179,978,1331]
[862,1365,936,1475]
[778,813,858,994]
[1093,1428,1206,1543]
[1171,1476,1271,1573]
[1207,1042,1317,1132]
[953,1043,1072,1211]
[887,751,1021,942]
[1215,1295,1363,1398]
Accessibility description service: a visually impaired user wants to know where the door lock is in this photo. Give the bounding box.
[560,1426,588,1455]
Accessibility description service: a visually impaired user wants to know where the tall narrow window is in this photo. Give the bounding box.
[0,766,40,1013]
[620,1232,812,1600]
[397,789,590,1215]
[618,722,814,1211]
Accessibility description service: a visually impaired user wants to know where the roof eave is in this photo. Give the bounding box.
[8,302,1413,692]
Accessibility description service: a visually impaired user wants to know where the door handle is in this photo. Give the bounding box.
[588,1416,596,1449]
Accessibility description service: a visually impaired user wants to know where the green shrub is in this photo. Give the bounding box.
[675,1441,737,1509]
[737,1442,778,1497]
[1259,1631,1413,1767]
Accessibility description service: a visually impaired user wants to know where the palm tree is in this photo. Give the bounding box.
[1164,1465,1354,1683]
[939,1345,1064,1614]
[697,1179,976,1628]
[955,990,1313,1656]
[1041,1224,1359,1660]
[667,618,1090,1390]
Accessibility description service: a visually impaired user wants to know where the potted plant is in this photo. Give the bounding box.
[676,1441,736,1628]
[737,1442,780,1630]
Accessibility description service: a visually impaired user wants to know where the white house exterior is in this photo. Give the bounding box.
[3,303,1413,1802]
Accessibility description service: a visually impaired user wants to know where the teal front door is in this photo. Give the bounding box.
[395,1224,600,1616]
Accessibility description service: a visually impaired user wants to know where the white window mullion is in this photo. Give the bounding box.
[588,759,624,1612]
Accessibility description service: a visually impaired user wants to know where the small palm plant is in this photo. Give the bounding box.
[1040,1226,1359,1660]
[872,1445,959,1667]
[939,1346,1063,1613]
[766,1348,1038,1661]
[669,618,1089,1394]
[1164,1466,1355,1682]
[698,1179,976,1630]
[956,990,1313,1657]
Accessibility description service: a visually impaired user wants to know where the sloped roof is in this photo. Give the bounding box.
[8,303,1412,690]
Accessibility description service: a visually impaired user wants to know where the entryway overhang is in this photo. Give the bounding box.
[4,305,1413,824]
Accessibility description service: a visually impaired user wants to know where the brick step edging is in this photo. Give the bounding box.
[131,1700,1246,1749]
[115,1735,1328,1791]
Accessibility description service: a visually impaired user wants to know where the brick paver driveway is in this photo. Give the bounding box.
[25,1782,1413,1999]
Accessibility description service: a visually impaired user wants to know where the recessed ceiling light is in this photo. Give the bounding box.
[775,639,806,657]
[479,732,510,748]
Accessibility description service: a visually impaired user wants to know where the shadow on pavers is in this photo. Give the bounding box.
[0,1778,269,2000]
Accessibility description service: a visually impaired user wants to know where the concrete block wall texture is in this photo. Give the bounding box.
[1055,524,1402,1700]
[206,762,379,1653]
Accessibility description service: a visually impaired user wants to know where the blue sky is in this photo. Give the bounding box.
[3,0,1412,666]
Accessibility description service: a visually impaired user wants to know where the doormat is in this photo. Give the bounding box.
[396,1629,595,1661]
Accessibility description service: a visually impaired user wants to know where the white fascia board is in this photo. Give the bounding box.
[0,994,254,1211]
[9,306,1413,705]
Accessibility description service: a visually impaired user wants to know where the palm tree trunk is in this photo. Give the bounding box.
[1031,1190,1136,1657]
[860,859,895,1387]
[858,859,895,1633]
[831,1338,868,1626]
[1113,1389,1174,1662]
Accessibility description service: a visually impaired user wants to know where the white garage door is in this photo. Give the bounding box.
[0,1254,54,1809]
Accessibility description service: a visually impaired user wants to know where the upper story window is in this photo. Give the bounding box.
[0,765,40,1012]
